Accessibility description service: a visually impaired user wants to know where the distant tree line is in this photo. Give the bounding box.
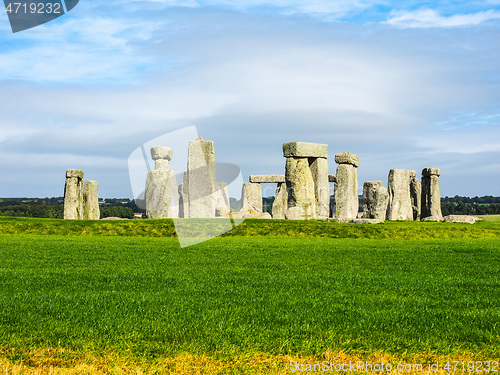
[0,197,139,219]
[1,195,499,219]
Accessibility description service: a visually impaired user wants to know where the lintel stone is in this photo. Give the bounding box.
[249,175,285,183]
[66,169,84,179]
[151,146,173,161]
[422,168,440,177]
[283,142,328,158]
[334,152,359,167]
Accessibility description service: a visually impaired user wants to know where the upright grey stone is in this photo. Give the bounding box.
[145,146,179,219]
[334,152,359,219]
[386,169,415,221]
[83,180,100,220]
[64,169,84,220]
[285,157,317,220]
[362,181,388,220]
[421,168,442,219]
[410,174,421,221]
[283,142,329,220]
[215,182,230,217]
[185,137,216,218]
[241,182,262,213]
[178,173,189,218]
[272,182,288,219]
[309,157,329,219]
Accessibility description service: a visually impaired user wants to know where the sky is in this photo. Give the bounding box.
[0,0,499,199]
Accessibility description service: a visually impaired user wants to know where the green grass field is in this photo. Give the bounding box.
[0,217,499,374]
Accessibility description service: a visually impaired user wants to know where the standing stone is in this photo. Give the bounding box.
[309,157,330,219]
[334,152,359,219]
[241,182,262,213]
[145,146,179,219]
[178,171,189,218]
[272,182,288,219]
[362,181,388,220]
[283,142,328,220]
[285,157,317,220]
[64,169,84,220]
[386,169,415,221]
[215,182,230,217]
[421,168,442,219]
[83,180,100,220]
[410,174,421,221]
[185,137,216,218]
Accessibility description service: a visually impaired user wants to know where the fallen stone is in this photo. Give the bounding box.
[352,218,384,224]
[334,152,359,167]
[249,175,285,183]
[283,142,328,158]
[362,181,389,220]
[421,215,443,222]
[443,215,481,224]
[83,180,100,220]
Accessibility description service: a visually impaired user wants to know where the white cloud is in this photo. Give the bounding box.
[386,9,500,28]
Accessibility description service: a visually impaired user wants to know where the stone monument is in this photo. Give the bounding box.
[83,180,100,220]
[283,142,329,220]
[421,168,442,219]
[362,181,388,220]
[64,169,84,220]
[334,152,359,219]
[145,146,179,218]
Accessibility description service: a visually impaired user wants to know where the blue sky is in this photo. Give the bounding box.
[0,0,499,199]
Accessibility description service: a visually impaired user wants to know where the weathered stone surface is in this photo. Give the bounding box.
[386,169,415,221]
[309,157,330,219]
[145,169,179,219]
[151,146,172,161]
[215,182,230,217]
[443,215,481,224]
[421,168,442,219]
[66,169,84,179]
[362,181,389,220]
[421,215,443,222]
[241,182,262,213]
[186,137,216,218]
[328,175,337,182]
[272,182,288,219]
[249,175,285,183]
[422,168,440,177]
[178,173,189,218]
[352,218,384,224]
[285,157,317,220]
[410,175,421,221]
[334,163,358,219]
[64,169,84,220]
[283,142,328,158]
[334,152,359,167]
[83,180,100,220]
[145,147,179,219]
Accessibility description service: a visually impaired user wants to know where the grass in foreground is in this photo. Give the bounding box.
[0,232,499,373]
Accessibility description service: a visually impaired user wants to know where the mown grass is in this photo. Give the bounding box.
[0,223,499,373]
[1,215,500,240]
